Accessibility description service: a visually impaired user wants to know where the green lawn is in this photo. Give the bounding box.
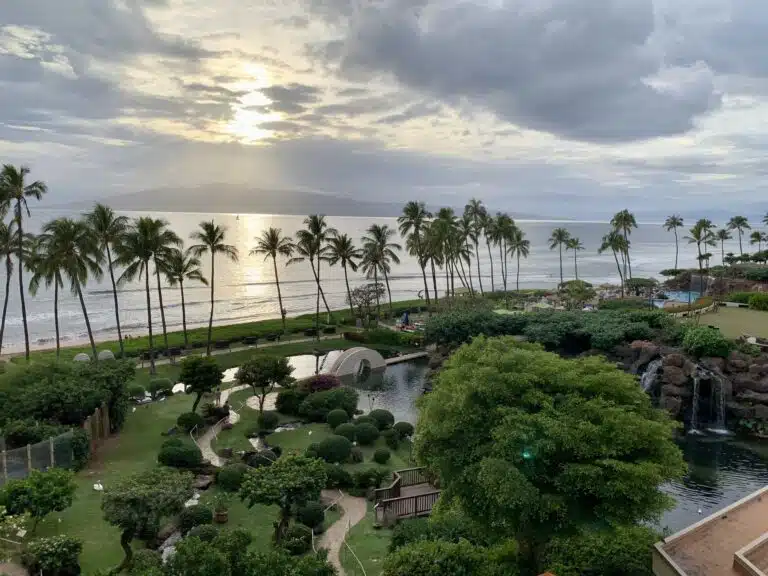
[700,307,768,339]
[341,506,393,576]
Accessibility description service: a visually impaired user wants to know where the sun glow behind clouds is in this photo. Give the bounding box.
[226,63,282,143]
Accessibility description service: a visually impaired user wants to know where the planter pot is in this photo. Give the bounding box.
[214,510,229,524]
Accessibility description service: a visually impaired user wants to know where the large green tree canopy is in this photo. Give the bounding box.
[415,337,685,546]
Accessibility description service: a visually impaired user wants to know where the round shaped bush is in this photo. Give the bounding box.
[368,409,395,430]
[373,448,391,464]
[327,409,349,429]
[216,463,248,492]
[158,441,202,469]
[682,326,733,358]
[297,502,325,530]
[382,428,400,450]
[128,383,146,401]
[257,411,279,432]
[305,442,321,459]
[325,464,353,488]
[179,505,213,534]
[334,422,356,442]
[354,423,380,446]
[148,378,174,399]
[393,421,414,438]
[355,415,376,427]
[187,524,219,542]
[177,411,205,433]
[282,525,312,556]
[276,388,309,416]
[130,549,162,573]
[317,435,352,463]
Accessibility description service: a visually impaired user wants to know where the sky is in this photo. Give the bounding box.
[1,0,768,220]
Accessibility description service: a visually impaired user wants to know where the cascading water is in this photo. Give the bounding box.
[690,373,701,434]
[641,359,663,392]
[708,372,730,435]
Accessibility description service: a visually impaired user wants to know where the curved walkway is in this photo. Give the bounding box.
[317,490,367,576]
[196,384,249,467]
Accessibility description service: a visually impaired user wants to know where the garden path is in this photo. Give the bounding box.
[196,384,249,467]
[317,490,367,576]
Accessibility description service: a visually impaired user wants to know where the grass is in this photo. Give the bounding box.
[198,487,277,553]
[700,307,768,339]
[340,505,393,576]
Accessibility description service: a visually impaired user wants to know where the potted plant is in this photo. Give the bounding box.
[213,493,230,524]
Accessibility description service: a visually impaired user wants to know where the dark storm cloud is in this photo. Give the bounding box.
[260,83,322,114]
[375,102,441,125]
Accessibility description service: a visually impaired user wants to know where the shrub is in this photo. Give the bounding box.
[390,518,432,551]
[70,428,91,471]
[349,446,364,463]
[127,383,146,401]
[1,419,68,450]
[130,549,162,574]
[352,468,388,490]
[300,374,342,393]
[177,412,205,433]
[201,402,229,424]
[599,298,649,311]
[728,292,754,304]
[216,463,249,492]
[382,428,400,450]
[275,388,310,416]
[373,448,391,464]
[334,422,356,441]
[22,535,82,576]
[282,525,312,555]
[305,442,321,459]
[147,378,173,399]
[324,465,353,488]
[749,293,768,311]
[682,326,733,358]
[327,409,349,429]
[257,411,279,432]
[354,415,376,427]
[368,409,395,431]
[354,423,380,445]
[244,450,277,468]
[178,505,213,535]
[187,524,219,542]
[317,435,352,464]
[158,439,203,469]
[364,328,404,346]
[393,421,414,438]
[297,502,325,530]
[298,387,359,422]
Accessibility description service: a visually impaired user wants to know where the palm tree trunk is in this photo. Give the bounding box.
[416,235,430,309]
[558,243,564,286]
[498,244,506,292]
[738,230,743,255]
[272,256,286,332]
[343,263,354,318]
[486,236,494,292]
[383,268,393,313]
[206,253,215,356]
[673,228,679,270]
[179,280,188,348]
[106,245,124,357]
[374,268,381,320]
[624,230,632,279]
[474,240,483,295]
[154,261,169,355]
[574,251,578,280]
[75,280,98,362]
[16,203,29,361]
[444,264,449,301]
[315,255,321,339]
[145,267,156,374]
[467,258,474,296]
[721,241,725,266]
[516,253,521,291]
[612,249,625,298]
[0,257,12,355]
[430,259,438,308]
[54,281,60,361]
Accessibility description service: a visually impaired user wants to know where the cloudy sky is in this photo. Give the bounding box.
[1,0,767,219]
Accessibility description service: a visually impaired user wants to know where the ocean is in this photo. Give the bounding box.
[0,209,744,353]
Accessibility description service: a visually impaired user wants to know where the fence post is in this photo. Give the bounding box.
[49,437,55,468]
[2,450,6,482]
[26,444,32,472]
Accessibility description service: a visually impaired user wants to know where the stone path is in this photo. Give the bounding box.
[195,384,249,467]
[317,489,367,576]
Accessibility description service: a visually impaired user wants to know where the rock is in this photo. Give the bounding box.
[663,354,686,368]
[727,402,755,420]
[662,366,688,387]
[727,355,750,373]
[748,363,768,377]
[660,385,691,398]
[428,355,443,370]
[660,395,683,417]
[159,530,182,551]
[156,522,178,544]
[754,404,768,421]
[732,373,761,394]
[437,345,451,357]
[700,357,726,373]
[193,475,214,490]
[737,390,768,404]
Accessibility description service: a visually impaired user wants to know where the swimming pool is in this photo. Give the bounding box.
[653,290,701,308]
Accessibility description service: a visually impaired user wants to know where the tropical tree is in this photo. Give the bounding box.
[432,209,458,298]
[0,165,48,360]
[326,234,362,318]
[548,228,571,286]
[190,221,238,355]
[508,227,530,292]
[611,209,637,280]
[0,224,18,356]
[727,216,751,255]
[299,215,337,331]
[750,230,767,253]
[715,228,732,266]
[162,247,207,348]
[422,220,442,303]
[180,355,224,413]
[663,214,684,270]
[598,230,627,297]
[147,221,182,356]
[398,201,432,308]
[40,218,103,361]
[465,199,486,295]
[27,234,65,359]
[565,237,584,281]
[360,242,384,319]
[480,211,496,293]
[236,355,294,415]
[250,228,294,332]
[362,224,401,313]
[685,219,716,275]
[457,213,476,295]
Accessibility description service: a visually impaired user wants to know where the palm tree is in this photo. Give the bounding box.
[40,218,103,361]
[190,221,238,356]
[464,199,486,295]
[147,222,182,356]
[0,165,47,360]
[362,224,401,313]
[327,234,362,318]
[28,235,65,359]
[457,214,476,295]
[727,216,751,255]
[549,228,571,286]
[432,208,458,298]
[663,215,684,270]
[162,248,207,348]
[480,211,496,293]
[398,201,432,308]
[598,230,627,297]
[685,219,716,275]
[611,209,637,280]
[86,204,129,357]
[0,224,18,356]
[566,237,585,280]
[360,243,383,319]
[250,228,295,332]
[422,221,442,303]
[751,230,768,253]
[294,215,337,335]
[508,228,530,292]
[491,213,515,293]
[715,229,732,266]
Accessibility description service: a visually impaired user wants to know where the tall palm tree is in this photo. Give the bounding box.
[491,213,516,293]
[162,248,207,348]
[480,211,496,293]
[549,228,571,286]
[433,208,458,298]
[146,222,182,356]
[663,214,684,270]
[611,209,637,281]
[190,221,238,356]
[360,242,383,319]
[457,213,476,295]
[294,215,337,335]
[327,234,362,318]
[598,230,627,297]
[250,228,295,332]
[715,229,732,266]
[86,204,129,357]
[751,230,768,253]
[0,224,18,356]
[28,234,65,359]
[41,218,103,361]
[464,199,486,295]
[508,228,530,292]
[398,201,432,308]
[566,237,585,280]
[685,219,716,275]
[0,165,47,360]
[727,216,751,255]
[362,224,401,313]
[422,221,441,303]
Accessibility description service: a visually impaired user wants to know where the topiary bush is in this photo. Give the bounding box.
[300,374,342,393]
[352,468,389,491]
[334,422,356,442]
[275,388,309,416]
[373,448,391,464]
[179,505,213,535]
[393,421,414,438]
[297,502,325,530]
[22,535,82,576]
[349,446,364,463]
[749,293,768,311]
[324,464,353,488]
[187,524,219,542]
[257,411,279,432]
[282,525,312,555]
[316,435,352,464]
[682,326,734,358]
[326,409,349,429]
[216,463,248,492]
[368,409,395,430]
[298,387,359,422]
[158,438,203,469]
[147,378,174,399]
[177,411,205,433]
[130,549,162,574]
[382,428,400,449]
[354,415,376,427]
[354,423,380,446]
[305,442,321,459]
[127,383,146,401]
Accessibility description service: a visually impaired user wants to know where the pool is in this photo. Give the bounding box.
[653,290,701,308]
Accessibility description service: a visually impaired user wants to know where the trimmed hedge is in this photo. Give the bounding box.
[373,448,391,464]
[188,524,219,542]
[147,378,174,399]
[179,505,213,534]
[216,463,249,492]
[749,293,768,311]
[316,435,352,464]
[298,387,359,422]
[382,428,400,449]
[327,409,349,429]
[393,421,414,438]
[177,412,204,433]
[368,409,395,430]
[299,374,342,393]
[325,465,353,488]
[158,438,203,469]
[275,388,309,416]
[297,502,325,530]
[334,422,356,442]
[127,383,146,400]
[257,411,279,432]
[354,423,380,446]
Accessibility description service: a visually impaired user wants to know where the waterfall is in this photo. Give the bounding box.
[641,359,663,392]
[708,373,730,435]
[690,374,701,433]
